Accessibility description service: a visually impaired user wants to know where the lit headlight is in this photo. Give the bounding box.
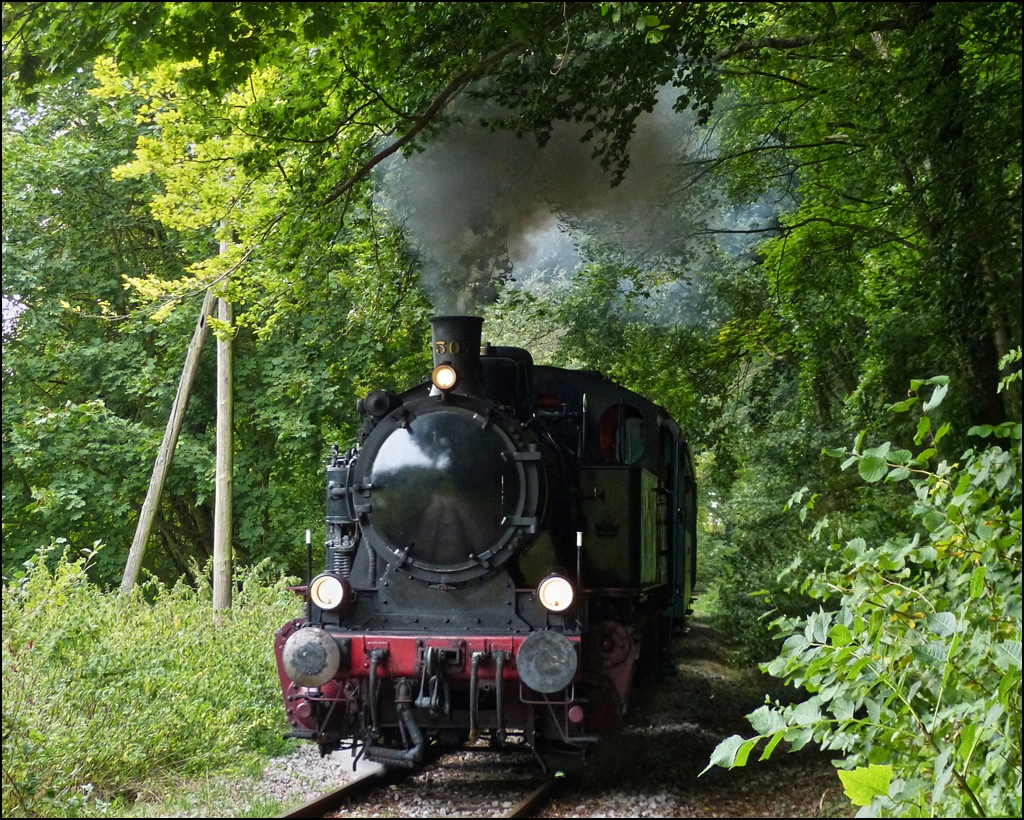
[432,364,458,391]
[309,574,348,611]
[537,574,574,612]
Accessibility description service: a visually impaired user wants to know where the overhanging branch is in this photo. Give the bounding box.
[713,19,906,63]
[319,43,521,207]
[320,2,592,208]
[698,216,922,251]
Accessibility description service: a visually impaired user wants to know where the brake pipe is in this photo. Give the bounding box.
[469,651,485,741]
[368,648,387,738]
[495,651,506,744]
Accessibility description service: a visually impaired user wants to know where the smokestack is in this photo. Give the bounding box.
[430,315,484,398]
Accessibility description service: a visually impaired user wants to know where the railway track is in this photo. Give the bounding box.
[506,775,563,817]
[279,747,566,819]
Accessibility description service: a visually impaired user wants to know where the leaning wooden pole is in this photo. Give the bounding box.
[213,236,234,612]
[121,289,217,596]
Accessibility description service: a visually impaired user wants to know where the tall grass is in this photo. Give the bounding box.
[2,542,300,817]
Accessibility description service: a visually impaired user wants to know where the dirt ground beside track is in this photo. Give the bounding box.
[538,619,853,818]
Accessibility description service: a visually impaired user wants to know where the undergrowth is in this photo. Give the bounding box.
[707,365,1023,817]
[2,548,299,817]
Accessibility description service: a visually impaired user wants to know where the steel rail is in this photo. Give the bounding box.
[277,766,397,819]
[278,752,564,819]
[504,774,564,818]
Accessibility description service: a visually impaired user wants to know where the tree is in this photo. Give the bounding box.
[703,2,1021,430]
[2,71,432,584]
[3,73,197,582]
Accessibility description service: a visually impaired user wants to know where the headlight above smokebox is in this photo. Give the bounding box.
[432,363,458,391]
[428,315,485,398]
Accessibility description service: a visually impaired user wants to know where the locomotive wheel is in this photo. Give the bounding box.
[585,620,632,669]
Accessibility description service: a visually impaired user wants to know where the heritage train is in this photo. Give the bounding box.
[274,315,696,767]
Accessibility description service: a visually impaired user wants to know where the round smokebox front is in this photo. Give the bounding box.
[355,400,536,584]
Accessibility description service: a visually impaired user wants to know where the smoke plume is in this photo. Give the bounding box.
[376,90,778,316]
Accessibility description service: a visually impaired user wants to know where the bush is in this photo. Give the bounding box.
[706,371,1023,817]
[2,547,299,817]
[699,421,914,662]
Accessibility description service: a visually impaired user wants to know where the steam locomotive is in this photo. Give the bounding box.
[274,316,696,767]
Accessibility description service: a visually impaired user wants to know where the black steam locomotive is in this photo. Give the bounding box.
[274,316,696,766]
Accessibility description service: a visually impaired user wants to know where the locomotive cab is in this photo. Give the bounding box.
[274,316,695,767]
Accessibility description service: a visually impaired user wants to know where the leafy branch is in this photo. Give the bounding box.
[706,366,1023,817]
[712,19,907,63]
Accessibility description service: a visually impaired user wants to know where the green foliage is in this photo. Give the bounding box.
[706,373,1023,817]
[2,544,300,817]
[712,2,1022,431]
[3,3,745,186]
[838,765,895,809]
[546,264,732,433]
[672,2,1020,660]
[2,70,199,582]
[2,69,433,585]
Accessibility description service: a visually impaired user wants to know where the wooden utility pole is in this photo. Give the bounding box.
[213,235,233,612]
[121,289,216,596]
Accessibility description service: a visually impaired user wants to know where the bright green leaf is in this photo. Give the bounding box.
[829,623,853,646]
[858,456,888,483]
[702,734,747,773]
[759,730,785,761]
[993,640,1022,671]
[887,449,913,465]
[970,565,986,600]
[831,697,855,721]
[911,642,947,667]
[748,705,786,735]
[853,430,866,454]
[887,397,919,413]
[863,442,891,459]
[787,725,814,751]
[838,765,893,807]
[792,699,823,725]
[733,737,758,768]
